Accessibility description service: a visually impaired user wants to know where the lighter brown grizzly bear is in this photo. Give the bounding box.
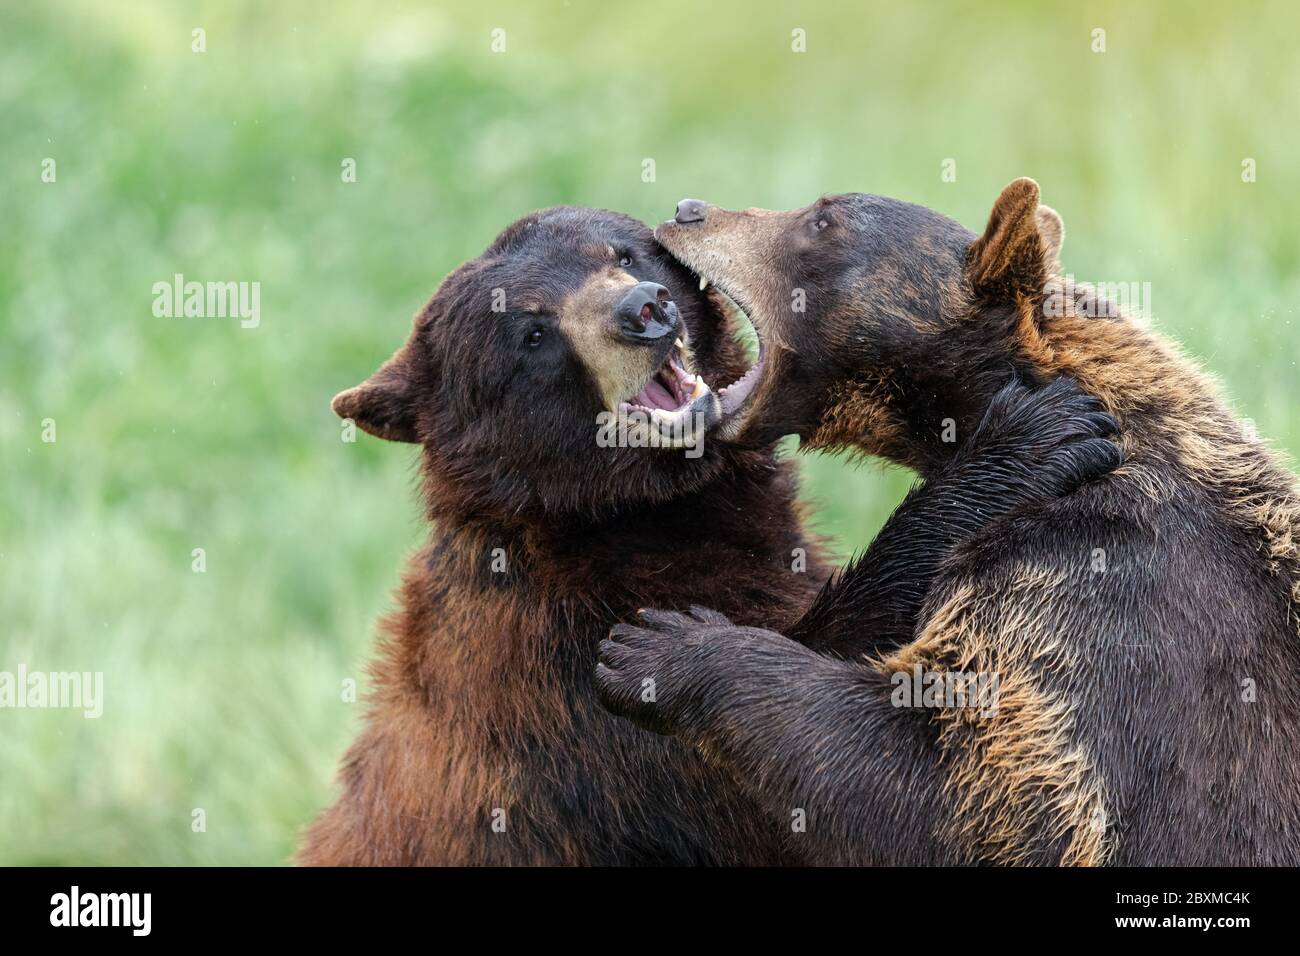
[598,180,1300,865]
[298,204,1119,865]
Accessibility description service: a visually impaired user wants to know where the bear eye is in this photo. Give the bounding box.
[618,253,633,268]
[815,217,830,231]
[526,327,545,348]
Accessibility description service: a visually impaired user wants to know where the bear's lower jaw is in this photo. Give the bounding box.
[607,398,718,451]
[698,283,768,429]
[609,340,721,449]
[613,323,768,445]
[717,341,766,417]
[626,342,708,413]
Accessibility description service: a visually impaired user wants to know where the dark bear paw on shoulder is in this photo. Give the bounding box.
[954,375,1122,499]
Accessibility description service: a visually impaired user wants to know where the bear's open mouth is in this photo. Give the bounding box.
[613,277,767,445]
[652,219,770,429]
[620,327,766,425]
[621,338,715,425]
[691,274,767,419]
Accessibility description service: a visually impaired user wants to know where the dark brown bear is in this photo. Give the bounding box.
[599,180,1300,865]
[299,204,1119,865]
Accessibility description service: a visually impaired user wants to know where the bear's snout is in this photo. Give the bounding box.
[674,198,708,224]
[616,281,679,342]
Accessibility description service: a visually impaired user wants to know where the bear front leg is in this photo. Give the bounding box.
[596,607,957,865]
[791,376,1119,657]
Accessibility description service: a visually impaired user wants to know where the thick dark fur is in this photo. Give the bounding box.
[299,205,1120,865]
[602,180,1300,865]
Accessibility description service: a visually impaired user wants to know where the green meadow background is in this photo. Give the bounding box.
[2,0,1296,864]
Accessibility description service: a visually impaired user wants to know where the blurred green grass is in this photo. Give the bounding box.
[1,0,1296,864]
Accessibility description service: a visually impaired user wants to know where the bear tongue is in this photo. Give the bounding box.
[636,377,679,411]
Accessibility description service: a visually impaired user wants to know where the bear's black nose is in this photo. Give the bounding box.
[616,282,678,341]
[674,199,708,224]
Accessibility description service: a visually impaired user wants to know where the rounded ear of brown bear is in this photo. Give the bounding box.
[1036,204,1065,273]
[331,344,419,443]
[966,177,1053,302]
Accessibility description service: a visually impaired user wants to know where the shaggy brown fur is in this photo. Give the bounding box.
[299,207,826,865]
[298,205,1113,865]
[600,180,1300,865]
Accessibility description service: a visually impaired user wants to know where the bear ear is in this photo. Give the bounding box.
[966,177,1055,301]
[1036,204,1065,272]
[331,343,419,443]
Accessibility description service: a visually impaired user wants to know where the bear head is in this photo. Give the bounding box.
[655,179,1073,473]
[333,207,765,521]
